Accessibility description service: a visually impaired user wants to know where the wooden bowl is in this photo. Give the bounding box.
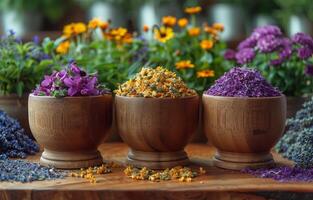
[115,95,199,169]
[202,94,286,170]
[28,94,113,169]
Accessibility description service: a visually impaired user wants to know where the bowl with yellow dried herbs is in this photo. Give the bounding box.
[115,66,199,169]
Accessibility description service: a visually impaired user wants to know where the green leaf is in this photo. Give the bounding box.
[16,82,24,97]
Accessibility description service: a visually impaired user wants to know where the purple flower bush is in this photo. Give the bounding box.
[206,67,281,97]
[224,25,313,96]
[33,62,110,97]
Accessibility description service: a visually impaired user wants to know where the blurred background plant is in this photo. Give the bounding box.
[224,25,313,97]
[0,31,54,96]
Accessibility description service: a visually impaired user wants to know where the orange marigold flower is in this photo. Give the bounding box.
[154,26,174,43]
[200,39,214,50]
[212,23,224,32]
[188,27,201,37]
[143,25,149,32]
[197,69,215,78]
[184,6,202,14]
[175,60,195,70]
[63,22,87,37]
[178,18,188,28]
[204,26,218,35]
[88,18,103,29]
[56,41,70,54]
[162,16,177,27]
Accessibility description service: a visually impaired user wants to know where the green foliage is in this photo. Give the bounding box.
[0,33,54,96]
[0,0,70,22]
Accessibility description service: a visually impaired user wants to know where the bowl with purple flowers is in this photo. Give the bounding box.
[202,67,286,170]
[28,62,112,169]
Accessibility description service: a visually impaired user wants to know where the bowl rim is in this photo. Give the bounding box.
[29,93,112,99]
[115,94,199,100]
[202,94,286,100]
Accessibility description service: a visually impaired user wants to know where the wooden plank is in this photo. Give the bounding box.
[0,143,312,200]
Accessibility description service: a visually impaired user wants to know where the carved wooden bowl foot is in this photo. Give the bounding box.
[126,149,190,169]
[213,150,274,170]
[40,149,103,169]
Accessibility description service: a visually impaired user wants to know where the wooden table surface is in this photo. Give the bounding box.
[1,143,313,200]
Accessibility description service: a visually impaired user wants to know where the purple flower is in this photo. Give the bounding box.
[279,38,293,59]
[305,64,313,76]
[235,48,255,64]
[298,47,313,59]
[224,49,236,60]
[270,58,283,66]
[33,62,110,97]
[238,36,257,50]
[69,63,81,75]
[257,35,281,53]
[292,32,313,48]
[33,35,40,45]
[251,25,282,40]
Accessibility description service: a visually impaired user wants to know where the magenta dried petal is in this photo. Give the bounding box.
[206,67,281,97]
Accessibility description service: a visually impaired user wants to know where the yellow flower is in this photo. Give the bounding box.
[175,60,195,70]
[197,69,215,78]
[154,27,174,43]
[212,23,224,32]
[143,25,149,32]
[56,41,70,54]
[188,27,200,37]
[63,22,87,37]
[106,27,133,44]
[88,18,109,30]
[162,16,177,27]
[200,39,214,50]
[184,6,202,14]
[178,18,188,28]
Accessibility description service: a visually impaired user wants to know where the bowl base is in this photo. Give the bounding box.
[40,149,103,169]
[126,149,189,169]
[213,151,275,170]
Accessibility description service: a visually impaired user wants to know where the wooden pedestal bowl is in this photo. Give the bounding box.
[115,95,199,169]
[202,94,286,170]
[28,94,113,169]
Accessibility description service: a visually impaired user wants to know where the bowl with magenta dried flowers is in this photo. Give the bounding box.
[224,25,313,118]
[28,62,112,169]
[202,67,286,170]
[115,66,199,169]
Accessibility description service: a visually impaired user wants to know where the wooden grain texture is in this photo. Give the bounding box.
[0,143,313,200]
[115,95,199,169]
[28,94,113,169]
[202,95,287,170]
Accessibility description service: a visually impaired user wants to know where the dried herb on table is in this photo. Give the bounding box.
[242,166,313,182]
[124,166,205,182]
[70,162,120,183]
[0,111,39,158]
[276,97,313,168]
[206,67,281,97]
[0,156,65,183]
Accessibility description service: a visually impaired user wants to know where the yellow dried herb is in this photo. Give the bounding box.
[115,66,197,98]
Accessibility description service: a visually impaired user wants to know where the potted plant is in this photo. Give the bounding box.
[202,67,286,170]
[115,67,199,169]
[224,25,313,118]
[0,31,53,136]
[28,62,112,169]
[0,0,69,37]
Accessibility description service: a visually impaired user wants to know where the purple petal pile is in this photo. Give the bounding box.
[243,166,313,182]
[206,67,281,97]
[33,62,110,97]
